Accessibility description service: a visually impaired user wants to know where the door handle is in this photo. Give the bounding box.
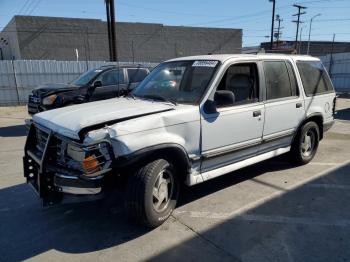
[253,110,261,117]
[296,102,302,108]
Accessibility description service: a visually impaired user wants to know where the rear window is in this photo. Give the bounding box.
[127,68,149,83]
[297,61,334,96]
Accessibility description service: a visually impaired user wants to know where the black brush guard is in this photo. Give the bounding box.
[23,124,63,206]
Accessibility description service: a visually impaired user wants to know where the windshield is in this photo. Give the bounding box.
[71,69,102,86]
[132,60,219,104]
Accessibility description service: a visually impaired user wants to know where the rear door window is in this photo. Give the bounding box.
[296,61,334,96]
[264,61,296,100]
[127,68,149,83]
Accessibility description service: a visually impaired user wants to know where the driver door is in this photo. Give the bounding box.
[200,62,265,173]
[90,69,124,101]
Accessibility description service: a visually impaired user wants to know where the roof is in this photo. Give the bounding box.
[167,53,320,63]
[98,64,152,69]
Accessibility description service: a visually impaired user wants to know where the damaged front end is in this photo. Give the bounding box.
[23,123,114,206]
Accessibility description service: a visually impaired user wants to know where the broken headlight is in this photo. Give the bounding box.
[65,142,112,177]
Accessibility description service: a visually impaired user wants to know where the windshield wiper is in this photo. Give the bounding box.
[142,94,177,106]
[124,92,136,100]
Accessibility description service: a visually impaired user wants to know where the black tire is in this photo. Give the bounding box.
[125,159,179,228]
[290,121,320,165]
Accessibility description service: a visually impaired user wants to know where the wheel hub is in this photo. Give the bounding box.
[153,170,173,213]
[301,131,314,157]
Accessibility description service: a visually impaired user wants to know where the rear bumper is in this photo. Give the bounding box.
[323,119,335,132]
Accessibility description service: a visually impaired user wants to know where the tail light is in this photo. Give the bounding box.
[332,96,337,115]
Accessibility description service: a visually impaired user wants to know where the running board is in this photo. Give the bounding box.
[187,147,291,186]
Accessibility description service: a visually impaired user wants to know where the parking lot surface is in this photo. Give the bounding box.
[1,99,350,262]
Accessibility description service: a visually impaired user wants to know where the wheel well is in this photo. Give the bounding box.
[297,115,324,141]
[119,147,191,183]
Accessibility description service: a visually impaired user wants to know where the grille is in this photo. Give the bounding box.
[29,95,41,104]
[35,127,49,153]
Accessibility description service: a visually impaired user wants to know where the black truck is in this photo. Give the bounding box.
[27,65,151,115]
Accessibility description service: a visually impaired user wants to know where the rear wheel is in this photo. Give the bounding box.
[125,159,179,227]
[290,121,320,165]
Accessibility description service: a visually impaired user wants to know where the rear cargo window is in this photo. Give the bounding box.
[297,61,333,96]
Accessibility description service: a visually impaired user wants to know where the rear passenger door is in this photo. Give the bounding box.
[260,60,305,154]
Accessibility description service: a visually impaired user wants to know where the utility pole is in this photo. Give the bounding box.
[329,34,336,78]
[299,26,303,54]
[292,4,307,51]
[105,0,118,61]
[269,0,276,50]
[105,0,113,60]
[274,15,283,49]
[307,13,321,55]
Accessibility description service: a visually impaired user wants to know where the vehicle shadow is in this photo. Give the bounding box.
[0,124,27,137]
[0,157,296,261]
[151,162,350,262]
[335,107,350,121]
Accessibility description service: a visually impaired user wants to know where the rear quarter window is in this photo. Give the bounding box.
[127,68,149,83]
[296,61,334,96]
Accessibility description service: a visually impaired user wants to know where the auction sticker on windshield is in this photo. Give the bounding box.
[192,61,218,67]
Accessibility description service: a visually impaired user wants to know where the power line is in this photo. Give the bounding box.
[27,0,42,15]
[21,0,37,15]
[17,0,31,15]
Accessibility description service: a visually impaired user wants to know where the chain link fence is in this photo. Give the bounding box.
[320,53,350,93]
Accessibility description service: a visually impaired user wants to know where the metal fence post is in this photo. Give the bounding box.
[11,59,20,105]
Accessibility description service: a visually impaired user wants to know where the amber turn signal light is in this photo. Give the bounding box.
[82,155,100,174]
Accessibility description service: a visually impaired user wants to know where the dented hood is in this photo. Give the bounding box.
[33,97,174,140]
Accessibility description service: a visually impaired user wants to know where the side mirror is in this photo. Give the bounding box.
[214,90,235,107]
[93,80,102,88]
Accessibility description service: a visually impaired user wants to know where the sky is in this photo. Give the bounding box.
[0,0,349,47]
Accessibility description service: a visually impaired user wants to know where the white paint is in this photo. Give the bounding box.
[33,97,174,139]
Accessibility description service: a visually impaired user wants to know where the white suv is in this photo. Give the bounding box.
[23,54,336,227]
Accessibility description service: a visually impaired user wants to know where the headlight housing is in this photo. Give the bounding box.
[65,142,112,177]
[42,94,57,105]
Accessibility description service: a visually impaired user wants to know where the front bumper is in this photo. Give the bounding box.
[23,124,112,206]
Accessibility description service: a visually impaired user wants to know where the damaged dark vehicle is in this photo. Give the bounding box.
[27,65,151,115]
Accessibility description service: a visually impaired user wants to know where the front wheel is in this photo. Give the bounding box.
[125,159,179,227]
[290,121,320,165]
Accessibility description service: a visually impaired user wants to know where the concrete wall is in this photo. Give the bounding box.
[1,16,242,62]
[0,17,22,60]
